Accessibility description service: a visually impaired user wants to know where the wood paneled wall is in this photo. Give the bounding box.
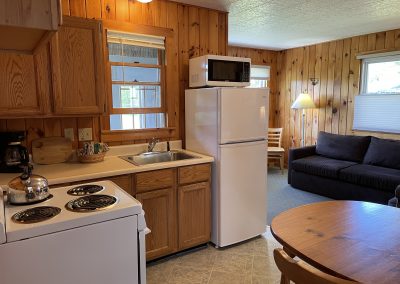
[228,46,278,127]
[0,0,228,148]
[275,29,400,160]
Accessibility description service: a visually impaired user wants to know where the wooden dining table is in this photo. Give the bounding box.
[270,200,400,284]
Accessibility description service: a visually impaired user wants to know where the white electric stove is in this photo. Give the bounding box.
[0,180,147,284]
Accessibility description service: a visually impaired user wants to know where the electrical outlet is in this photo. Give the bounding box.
[78,128,93,141]
[64,128,75,141]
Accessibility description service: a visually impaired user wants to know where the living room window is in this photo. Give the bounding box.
[354,52,400,133]
[249,65,270,88]
[360,53,400,95]
[107,30,166,130]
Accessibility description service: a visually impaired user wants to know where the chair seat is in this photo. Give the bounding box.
[268,147,285,153]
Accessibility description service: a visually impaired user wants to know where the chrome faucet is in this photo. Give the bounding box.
[147,138,159,152]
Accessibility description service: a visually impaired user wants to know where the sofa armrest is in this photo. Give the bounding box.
[288,145,317,184]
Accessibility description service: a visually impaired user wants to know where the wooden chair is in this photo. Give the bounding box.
[273,248,357,284]
[268,128,285,174]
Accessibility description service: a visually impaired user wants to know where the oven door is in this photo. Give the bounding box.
[207,59,250,87]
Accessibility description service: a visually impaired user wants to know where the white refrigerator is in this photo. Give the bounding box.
[185,87,268,247]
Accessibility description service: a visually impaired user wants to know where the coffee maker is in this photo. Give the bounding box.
[0,131,29,173]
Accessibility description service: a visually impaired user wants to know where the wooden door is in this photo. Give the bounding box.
[51,16,105,114]
[136,187,177,260]
[178,182,211,249]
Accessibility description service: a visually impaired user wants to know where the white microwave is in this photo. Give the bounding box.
[189,55,251,88]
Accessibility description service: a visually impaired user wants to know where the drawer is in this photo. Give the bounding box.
[178,164,211,185]
[135,169,175,193]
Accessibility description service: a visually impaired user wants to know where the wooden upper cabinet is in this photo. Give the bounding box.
[51,16,105,115]
[0,0,61,52]
[0,0,60,30]
[0,44,51,117]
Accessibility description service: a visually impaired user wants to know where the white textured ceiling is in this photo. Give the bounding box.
[174,0,400,50]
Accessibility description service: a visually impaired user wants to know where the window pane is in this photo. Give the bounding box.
[109,43,159,64]
[111,66,124,81]
[124,66,160,83]
[108,43,123,62]
[250,79,268,88]
[111,66,160,83]
[251,66,270,78]
[122,45,159,64]
[112,84,161,108]
[110,113,165,130]
[366,61,400,94]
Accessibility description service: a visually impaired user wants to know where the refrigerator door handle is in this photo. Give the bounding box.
[220,139,267,148]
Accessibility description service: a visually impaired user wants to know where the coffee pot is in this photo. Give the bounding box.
[0,131,29,173]
[4,141,28,167]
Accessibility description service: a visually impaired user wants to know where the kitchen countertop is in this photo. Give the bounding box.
[0,141,214,187]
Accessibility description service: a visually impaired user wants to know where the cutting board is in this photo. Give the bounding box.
[32,137,73,165]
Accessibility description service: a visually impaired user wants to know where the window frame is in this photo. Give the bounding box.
[100,20,178,143]
[109,50,166,115]
[249,65,270,88]
[360,54,400,96]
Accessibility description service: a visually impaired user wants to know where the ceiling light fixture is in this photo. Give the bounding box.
[137,0,152,3]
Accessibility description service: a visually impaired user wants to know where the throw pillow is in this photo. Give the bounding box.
[363,137,400,169]
[316,131,371,162]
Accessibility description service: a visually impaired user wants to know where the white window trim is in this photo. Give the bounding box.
[360,53,400,95]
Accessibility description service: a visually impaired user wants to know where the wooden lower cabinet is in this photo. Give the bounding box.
[136,187,177,261]
[106,175,134,196]
[178,182,211,250]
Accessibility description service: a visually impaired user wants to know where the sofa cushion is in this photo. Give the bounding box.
[316,132,371,162]
[339,164,400,193]
[292,155,357,179]
[363,137,400,170]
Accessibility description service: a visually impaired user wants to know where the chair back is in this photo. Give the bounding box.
[273,249,357,284]
[268,128,283,148]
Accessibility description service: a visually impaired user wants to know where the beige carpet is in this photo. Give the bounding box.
[146,228,282,284]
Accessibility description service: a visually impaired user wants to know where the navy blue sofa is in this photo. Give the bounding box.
[288,132,400,205]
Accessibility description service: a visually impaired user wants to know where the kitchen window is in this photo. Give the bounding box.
[249,65,270,88]
[107,30,166,130]
[353,52,400,133]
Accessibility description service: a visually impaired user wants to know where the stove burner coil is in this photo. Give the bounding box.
[12,206,61,224]
[66,194,117,212]
[67,184,105,196]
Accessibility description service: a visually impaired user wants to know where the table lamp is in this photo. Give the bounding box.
[291,93,316,147]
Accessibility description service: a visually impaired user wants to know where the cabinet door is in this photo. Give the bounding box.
[0,44,51,117]
[136,187,177,260]
[51,16,105,114]
[0,0,60,30]
[178,182,211,249]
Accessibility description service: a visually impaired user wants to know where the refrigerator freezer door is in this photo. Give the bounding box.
[217,140,267,247]
[219,88,268,144]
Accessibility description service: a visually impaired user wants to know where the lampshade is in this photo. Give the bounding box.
[137,0,152,3]
[291,93,316,109]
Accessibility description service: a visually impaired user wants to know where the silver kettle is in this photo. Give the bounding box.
[7,165,50,205]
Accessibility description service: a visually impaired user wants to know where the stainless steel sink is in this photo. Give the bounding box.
[120,151,198,166]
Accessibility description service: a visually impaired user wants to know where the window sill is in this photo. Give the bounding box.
[101,127,176,143]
